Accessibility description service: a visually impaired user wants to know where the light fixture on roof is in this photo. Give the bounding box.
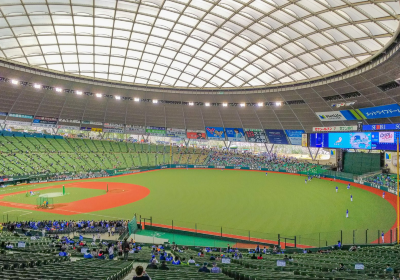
[115,95,121,100]
[258,102,264,107]
[222,103,228,107]
[55,87,62,92]
[189,102,194,106]
[205,102,210,107]
[276,102,282,106]
[33,84,41,89]
[240,103,246,107]
[134,98,140,102]
[11,80,18,85]
[152,99,158,104]
[76,90,82,95]
[96,93,102,98]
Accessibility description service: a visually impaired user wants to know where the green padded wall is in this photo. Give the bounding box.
[343,152,381,175]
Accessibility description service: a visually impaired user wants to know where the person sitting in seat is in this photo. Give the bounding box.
[133,266,151,280]
[146,259,158,270]
[159,261,169,270]
[251,253,257,259]
[386,264,394,273]
[257,254,263,260]
[83,250,93,259]
[211,263,221,273]
[209,254,215,261]
[188,256,195,264]
[198,262,210,273]
[58,248,67,257]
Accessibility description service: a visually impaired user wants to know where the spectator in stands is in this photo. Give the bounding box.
[257,254,263,260]
[209,254,215,261]
[5,242,13,249]
[58,248,67,257]
[188,256,195,264]
[211,263,221,273]
[133,266,151,280]
[122,238,130,261]
[172,256,181,265]
[98,250,105,259]
[337,263,345,271]
[283,255,289,262]
[166,253,173,262]
[147,259,158,270]
[386,264,394,273]
[83,250,93,259]
[159,261,169,270]
[198,262,210,273]
[251,253,257,259]
[108,243,114,260]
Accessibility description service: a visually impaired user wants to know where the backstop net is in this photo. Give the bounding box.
[36,196,54,209]
[128,215,138,235]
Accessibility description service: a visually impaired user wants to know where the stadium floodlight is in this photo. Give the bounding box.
[55,87,62,92]
[33,84,41,89]
[240,103,246,107]
[134,98,140,102]
[258,102,264,107]
[222,103,228,107]
[76,90,82,95]
[115,95,121,100]
[96,93,102,98]
[152,99,158,103]
[205,102,210,106]
[11,80,18,85]
[189,102,194,106]
[275,101,282,106]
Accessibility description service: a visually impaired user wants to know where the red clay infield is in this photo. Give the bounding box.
[0,182,150,215]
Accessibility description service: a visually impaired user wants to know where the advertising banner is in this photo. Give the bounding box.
[187,131,206,139]
[166,128,186,139]
[8,113,33,119]
[244,128,267,143]
[0,112,7,117]
[205,127,225,140]
[103,123,124,128]
[146,126,166,136]
[371,131,400,150]
[328,132,372,149]
[302,134,308,147]
[32,122,56,128]
[315,111,347,122]
[59,118,80,124]
[4,120,32,126]
[81,120,102,126]
[313,126,357,132]
[125,125,146,135]
[34,116,57,122]
[57,125,80,130]
[285,130,305,145]
[357,104,400,119]
[225,127,246,142]
[80,127,103,132]
[103,128,124,133]
[363,123,400,131]
[265,129,289,144]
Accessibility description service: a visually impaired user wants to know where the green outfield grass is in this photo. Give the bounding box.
[1,187,106,205]
[0,169,396,245]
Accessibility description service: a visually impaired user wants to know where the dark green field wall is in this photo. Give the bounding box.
[343,152,381,175]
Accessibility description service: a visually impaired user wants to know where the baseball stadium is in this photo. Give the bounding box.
[0,0,400,279]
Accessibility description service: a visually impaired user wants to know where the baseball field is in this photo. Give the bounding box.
[0,169,396,245]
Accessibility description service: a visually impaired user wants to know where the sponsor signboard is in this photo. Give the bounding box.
[357,104,400,119]
[103,122,124,128]
[265,129,289,144]
[302,134,308,147]
[80,127,103,132]
[57,125,80,130]
[32,122,56,128]
[225,127,246,142]
[244,128,267,143]
[81,120,102,126]
[34,116,57,121]
[59,118,80,124]
[378,132,394,143]
[187,131,206,139]
[125,125,146,135]
[146,126,166,136]
[103,128,124,133]
[363,123,400,131]
[313,126,357,132]
[166,128,186,139]
[5,120,32,126]
[8,113,33,119]
[315,111,347,121]
[205,127,225,140]
[0,112,7,116]
[285,130,305,145]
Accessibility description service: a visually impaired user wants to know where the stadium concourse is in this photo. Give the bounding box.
[1,0,400,279]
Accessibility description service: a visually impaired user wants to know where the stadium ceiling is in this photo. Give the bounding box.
[0,0,399,91]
